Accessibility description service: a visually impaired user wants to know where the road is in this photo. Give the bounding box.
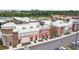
[28,33,79,50]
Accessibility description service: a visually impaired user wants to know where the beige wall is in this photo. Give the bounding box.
[13,32,19,47]
[2,29,13,34]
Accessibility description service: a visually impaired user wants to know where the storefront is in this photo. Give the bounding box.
[39,29,50,40]
[60,27,64,35]
[29,31,39,42]
[72,23,78,32]
[19,32,31,45]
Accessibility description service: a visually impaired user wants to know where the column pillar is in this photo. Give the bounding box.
[58,27,60,36]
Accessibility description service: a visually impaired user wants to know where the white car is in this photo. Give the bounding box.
[59,47,66,50]
[72,41,79,46]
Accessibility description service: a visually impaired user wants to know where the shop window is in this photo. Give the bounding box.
[30,37,33,41]
[9,42,12,46]
[35,34,38,40]
[46,36,48,38]
[35,36,37,40]
[19,40,20,44]
[60,27,64,32]
[45,32,48,38]
[42,34,44,39]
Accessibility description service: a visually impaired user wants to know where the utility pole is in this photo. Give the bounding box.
[75,19,79,50]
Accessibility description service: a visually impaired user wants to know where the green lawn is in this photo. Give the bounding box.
[66,44,76,50]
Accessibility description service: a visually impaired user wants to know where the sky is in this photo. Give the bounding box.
[0,0,79,10]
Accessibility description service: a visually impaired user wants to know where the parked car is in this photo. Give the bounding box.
[54,47,66,50]
[72,41,79,46]
[59,47,66,50]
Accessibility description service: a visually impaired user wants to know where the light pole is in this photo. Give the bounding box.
[75,19,79,50]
